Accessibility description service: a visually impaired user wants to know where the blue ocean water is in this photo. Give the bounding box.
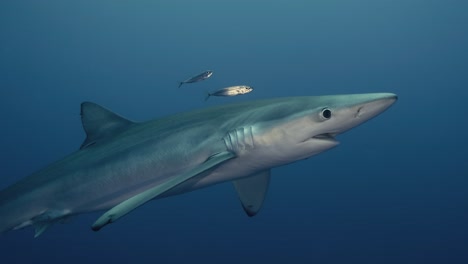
[0,0,467,263]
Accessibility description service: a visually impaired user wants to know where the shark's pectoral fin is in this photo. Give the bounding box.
[91,151,236,231]
[233,170,271,217]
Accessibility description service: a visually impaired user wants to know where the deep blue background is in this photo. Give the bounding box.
[1,1,467,263]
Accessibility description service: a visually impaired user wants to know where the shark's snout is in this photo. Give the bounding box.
[355,93,397,120]
[316,93,398,137]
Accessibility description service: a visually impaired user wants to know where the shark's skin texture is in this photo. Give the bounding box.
[0,93,397,236]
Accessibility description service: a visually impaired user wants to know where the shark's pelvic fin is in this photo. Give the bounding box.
[233,170,271,217]
[80,102,135,149]
[91,151,236,231]
[30,210,68,238]
[33,222,51,238]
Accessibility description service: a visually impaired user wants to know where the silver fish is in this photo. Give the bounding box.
[178,70,213,88]
[205,85,253,101]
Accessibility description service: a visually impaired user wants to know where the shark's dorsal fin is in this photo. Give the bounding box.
[233,170,271,217]
[80,102,134,149]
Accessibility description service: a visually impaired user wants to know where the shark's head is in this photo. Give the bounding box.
[239,93,397,166]
[304,92,398,140]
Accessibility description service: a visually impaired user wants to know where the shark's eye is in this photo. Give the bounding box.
[320,108,332,119]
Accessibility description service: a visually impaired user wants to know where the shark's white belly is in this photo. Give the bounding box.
[161,155,262,197]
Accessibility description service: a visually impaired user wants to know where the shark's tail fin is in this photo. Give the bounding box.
[204,92,211,101]
[178,82,184,88]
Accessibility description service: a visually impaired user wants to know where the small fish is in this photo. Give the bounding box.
[205,85,253,101]
[178,70,213,88]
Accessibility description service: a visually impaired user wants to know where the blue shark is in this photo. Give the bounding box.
[0,93,397,237]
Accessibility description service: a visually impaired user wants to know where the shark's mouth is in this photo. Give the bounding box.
[311,133,338,143]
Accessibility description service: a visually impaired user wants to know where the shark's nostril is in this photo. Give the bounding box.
[355,107,363,118]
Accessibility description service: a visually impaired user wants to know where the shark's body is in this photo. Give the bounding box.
[0,93,397,237]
